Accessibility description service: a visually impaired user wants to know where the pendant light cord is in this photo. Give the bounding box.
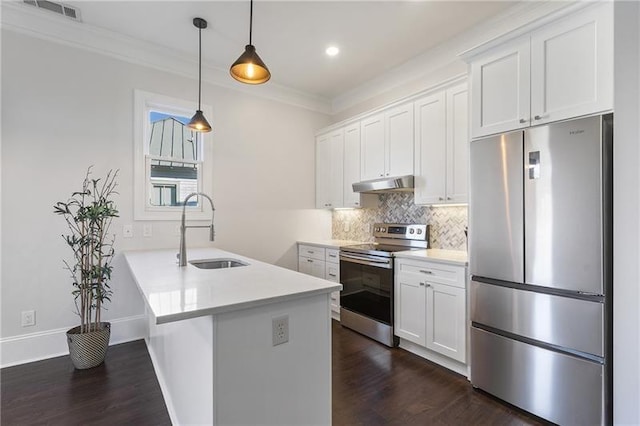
[198,25,202,109]
[249,0,253,45]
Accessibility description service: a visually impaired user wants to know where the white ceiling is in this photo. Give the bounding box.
[62,1,516,101]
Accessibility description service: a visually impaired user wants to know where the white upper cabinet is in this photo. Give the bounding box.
[445,84,469,203]
[385,102,414,178]
[361,103,414,181]
[470,38,530,138]
[414,91,446,205]
[343,123,362,208]
[360,113,386,180]
[530,3,613,126]
[414,83,468,205]
[315,130,344,209]
[467,2,613,139]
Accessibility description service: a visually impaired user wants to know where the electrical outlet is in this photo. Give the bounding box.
[272,315,289,346]
[123,224,133,238]
[143,223,153,237]
[21,310,35,327]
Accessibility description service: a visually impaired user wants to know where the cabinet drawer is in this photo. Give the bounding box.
[325,263,339,283]
[396,259,465,289]
[298,245,325,261]
[326,249,340,264]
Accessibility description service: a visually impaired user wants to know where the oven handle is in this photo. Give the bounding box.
[340,253,392,269]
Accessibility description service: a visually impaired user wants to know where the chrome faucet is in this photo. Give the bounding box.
[178,192,215,267]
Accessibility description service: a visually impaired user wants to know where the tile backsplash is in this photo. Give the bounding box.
[332,192,468,251]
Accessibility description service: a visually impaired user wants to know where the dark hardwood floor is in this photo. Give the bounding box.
[331,321,546,426]
[2,321,546,425]
[1,340,171,425]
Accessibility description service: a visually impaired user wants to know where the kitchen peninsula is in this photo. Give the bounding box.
[124,247,340,425]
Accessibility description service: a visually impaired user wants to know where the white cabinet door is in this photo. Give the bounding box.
[315,134,331,209]
[308,258,325,279]
[445,84,469,203]
[360,113,385,180]
[385,103,414,178]
[414,91,446,205]
[425,282,466,363]
[328,130,345,208]
[343,123,361,208]
[530,3,613,125]
[315,131,343,209]
[298,256,312,275]
[470,37,530,138]
[395,272,426,346]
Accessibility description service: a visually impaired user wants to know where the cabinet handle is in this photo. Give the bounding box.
[519,118,527,124]
[419,282,425,286]
[355,202,359,205]
[419,269,433,274]
[329,273,337,277]
[438,197,444,201]
[379,174,384,177]
[386,173,389,176]
[446,197,452,200]
[307,259,313,263]
[534,115,547,121]
[426,283,432,288]
[328,254,337,258]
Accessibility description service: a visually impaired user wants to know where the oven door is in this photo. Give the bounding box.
[339,252,394,325]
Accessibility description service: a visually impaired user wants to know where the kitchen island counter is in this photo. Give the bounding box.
[124,247,341,324]
[123,247,335,426]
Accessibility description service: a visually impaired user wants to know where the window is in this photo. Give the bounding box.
[134,90,213,220]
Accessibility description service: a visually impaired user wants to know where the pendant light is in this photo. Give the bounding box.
[188,17,212,133]
[230,0,271,84]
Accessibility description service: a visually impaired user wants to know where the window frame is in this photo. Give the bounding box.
[134,89,213,221]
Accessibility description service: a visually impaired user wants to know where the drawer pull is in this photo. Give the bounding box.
[307,259,313,263]
[328,273,337,277]
[419,282,425,286]
[419,269,433,274]
[328,254,337,258]
[307,251,314,254]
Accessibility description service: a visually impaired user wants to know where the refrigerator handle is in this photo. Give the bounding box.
[528,151,540,180]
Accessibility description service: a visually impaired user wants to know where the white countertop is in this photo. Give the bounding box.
[394,249,468,266]
[124,248,342,324]
[297,239,367,249]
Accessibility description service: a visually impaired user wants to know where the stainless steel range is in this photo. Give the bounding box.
[339,223,429,347]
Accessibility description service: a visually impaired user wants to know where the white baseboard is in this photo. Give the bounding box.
[399,338,470,378]
[0,315,147,368]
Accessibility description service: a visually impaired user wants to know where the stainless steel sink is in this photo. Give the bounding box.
[189,258,249,269]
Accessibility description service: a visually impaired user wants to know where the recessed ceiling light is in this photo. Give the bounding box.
[325,46,340,57]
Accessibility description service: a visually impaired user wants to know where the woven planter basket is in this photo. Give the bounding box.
[66,322,111,369]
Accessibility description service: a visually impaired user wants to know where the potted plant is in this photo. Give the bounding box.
[54,167,119,369]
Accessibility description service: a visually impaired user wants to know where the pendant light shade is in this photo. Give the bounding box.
[188,17,212,133]
[230,0,271,84]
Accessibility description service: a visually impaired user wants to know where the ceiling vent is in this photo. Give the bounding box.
[23,0,81,21]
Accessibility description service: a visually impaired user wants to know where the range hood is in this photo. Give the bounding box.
[352,175,414,193]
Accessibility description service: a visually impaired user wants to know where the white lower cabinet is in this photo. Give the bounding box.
[298,244,341,316]
[395,258,467,365]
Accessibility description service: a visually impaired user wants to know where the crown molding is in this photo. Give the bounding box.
[0,2,331,114]
[331,1,573,115]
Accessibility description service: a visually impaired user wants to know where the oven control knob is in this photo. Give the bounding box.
[375,227,380,232]
[417,229,422,235]
[409,229,415,234]
[381,228,386,233]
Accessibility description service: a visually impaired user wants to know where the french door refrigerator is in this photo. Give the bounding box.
[469,114,612,425]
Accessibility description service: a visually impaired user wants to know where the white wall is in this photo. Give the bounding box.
[0,30,331,359]
[613,2,640,424]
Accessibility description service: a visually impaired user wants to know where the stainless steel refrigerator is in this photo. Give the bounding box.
[469,114,612,425]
